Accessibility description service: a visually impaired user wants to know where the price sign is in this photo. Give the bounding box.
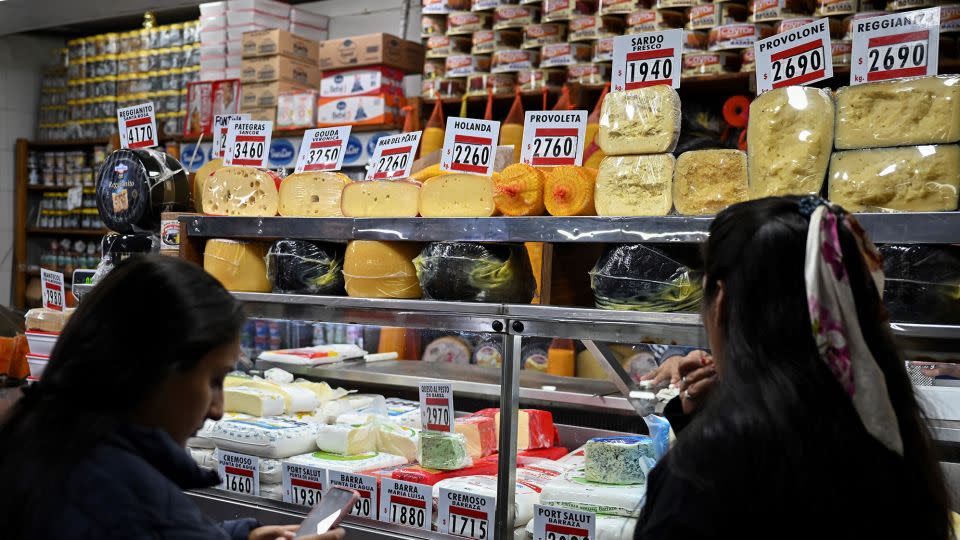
[224,119,273,168]
[213,114,250,158]
[520,110,588,167]
[438,488,494,539]
[218,451,260,496]
[294,126,352,173]
[40,268,65,312]
[612,29,683,91]
[380,479,432,530]
[117,102,158,149]
[282,463,327,506]
[755,18,833,93]
[366,131,422,180]
[532,505,596,540]
[440,117,500,176]
[327,470,378,519]
[419,382,455,432]
[850,8,940,85]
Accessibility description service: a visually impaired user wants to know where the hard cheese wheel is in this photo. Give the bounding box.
[202,166,281,216]
[203,239,271,292]
[193,158,224,209]
[96,148,189,232]
[419,174,496,217]
[343,241,423,299]
[278,171,351,217]
[340,180,421,217]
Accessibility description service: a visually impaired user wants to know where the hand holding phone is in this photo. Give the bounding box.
[295,487,360,538]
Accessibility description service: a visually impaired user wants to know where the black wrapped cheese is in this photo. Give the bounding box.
[879,244,960,324]
[266,239,346,295]
[96,148,189,233]
[590,244,703,312]
[413,242,536,303]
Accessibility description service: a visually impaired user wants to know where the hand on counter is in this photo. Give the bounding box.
[641,349,712,387]
[249,525,345,540]
[676,352,717,415]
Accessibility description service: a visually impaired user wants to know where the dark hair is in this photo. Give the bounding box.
[0,255,244,537]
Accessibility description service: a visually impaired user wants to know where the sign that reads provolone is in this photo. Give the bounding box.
[380,479,432,530]
[366,131,422,180]
[419,382,455,432]
[850,7,940,85]
[282,462,326,506]
[328,470,378,519]
[295,126,352,173]
[40,268,65,312]
[532,505,596,540]
[213,114,250,158]
[438,488,494,539]
[224,120,273,167]
[520,110,588,167]
[754,18,833,93]
[440,117,500,176]
[219,451,260,496]
[612,29,683,91]
[117,102,158,149]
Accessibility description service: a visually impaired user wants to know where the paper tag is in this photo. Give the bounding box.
[520,110,588,167]
[218,451,260,497]
[419,382,455,432]
[66,185,83,211]
[532,505,597,540]
[850,7,940,85]
[366,131,422,180]
[282,463,327,506]
[117,102,158,149]
[755,18,833,93]
[438,488,494,539]
[380,479,432,530]
[224,120,273,168]
[294,126,352,173]
[213,114,250,159]
[612,29,683,91]
[40,268,65,312]
[328,470,378,519]
[440,117,500,176]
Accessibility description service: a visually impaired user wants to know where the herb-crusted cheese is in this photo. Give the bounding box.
[418,430,473,470]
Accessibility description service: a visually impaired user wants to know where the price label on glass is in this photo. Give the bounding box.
[40,268,65,312]
[117,102,158,149]
[328,470,378,519]
[218,451,260,497]
[366,131,422,180]
[520,110,588,167]
[224,119,273,168]
[282,463,326,506]
[380,479,432,530]
[419,382,455,432]
[440,117,500,176]
[755,18,833,93]
[213,114,250,158]
[850,8,940,85]
[438,488,494,539]
[612,29,683,91]
[294,126,352,173]
[532,505,597,540]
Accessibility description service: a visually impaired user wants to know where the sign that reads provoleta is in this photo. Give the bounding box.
[520,110,588,167]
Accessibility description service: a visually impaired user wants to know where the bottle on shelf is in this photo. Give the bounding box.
[546,337,576,377]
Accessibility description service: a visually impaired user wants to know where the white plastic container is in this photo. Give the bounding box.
[200,28,228,44]
[227,0,292,18]
[25,331,58,356]
[26,354,49,378]
[200,1,227,17]
[227,10,290,29]
[289,24,329,42]
[227,24,270,41]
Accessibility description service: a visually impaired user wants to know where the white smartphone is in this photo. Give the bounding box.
[295,486,360,537]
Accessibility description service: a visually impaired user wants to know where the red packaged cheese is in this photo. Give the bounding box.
[391,461,499,485]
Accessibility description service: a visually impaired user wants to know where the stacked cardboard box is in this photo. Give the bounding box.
[240,28,320,123]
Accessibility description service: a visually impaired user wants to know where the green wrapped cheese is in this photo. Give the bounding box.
[418,430,472,470]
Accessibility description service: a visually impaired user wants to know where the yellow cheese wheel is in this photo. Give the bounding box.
[203,239,271,292]
[419,174,496,217]
[494,164,546,216]
[341,180,421,217]
[544,166,596,216]
[343,241,423,299]
[202,166,280,216]
[278,171,351,217]
[194,158,224,209]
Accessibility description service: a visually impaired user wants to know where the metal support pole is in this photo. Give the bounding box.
[494,331,521,538]
[399,0,412,39]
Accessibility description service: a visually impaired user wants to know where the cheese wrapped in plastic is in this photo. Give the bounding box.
[286,450,408,473]
[598,86,682,155]
[673,149,748,215]
[526,515,639,540]
[540,468,647,517]
[223,386,286,416]
[377,423,420,461]
[834,75,960,150]
[202,166,280,216]
[188,413,252,449]
[747,86,834,198]
[827,145,960,212]
[413,242,536,303]
[343,241,423,299]
[419,174,497,217]
[224,375,320,413]
[455,415,498,459]
[211,448,284,484]
[391,461,499,485]
[544,166,597,216]
[193,158,224,209]
[278,171,351,217]
[418,430,473,470]
[493,409,555,451]
[341,180,421,217]
[24,308,73,333]
[291,380,351,404]
[209,417,320,459]
[432,476,539,526]
[203,239,271,292]
[590,244,703,312]
[596,154,674,216]
[266,239,346,295]
[584,436,657,484]
[494,164,546,216]
[315,423,378,455]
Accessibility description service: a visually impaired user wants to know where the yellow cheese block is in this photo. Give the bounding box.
[598,86,682,155]
[494,164,546,216]
[419,174,496,217]
[544,166,597,216]
[828,145,960,212]
[203,239,271,292]
[596,154,674,216]
[224,376,319,413]
[194,158,224,209]
[340,180,421,217]
[278,171,351,217]
[224,386,285,416]
[377,423,419,461]
[673,150,748,215]
[343,240,423,299]
[202,166,280,216]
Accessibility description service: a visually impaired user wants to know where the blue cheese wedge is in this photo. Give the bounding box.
[584,436,656,485]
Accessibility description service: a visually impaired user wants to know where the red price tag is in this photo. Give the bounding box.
[40,268,65,312]
[850,8,940,85]
[117,102,158,149]
[440,117,500,176]
[213,114,249,158]
[419,382,455,432]
[533,505,596,540]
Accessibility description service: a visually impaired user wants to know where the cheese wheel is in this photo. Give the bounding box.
[544,166,597,216]
[673,149,748,215]
[596,154,674,216]
[193,158,224,209]
[598,86,682,155]
[419,174,497,217]
[202,166,281,216]
[278,171,351,217]
[343,241,423,299]
[340,180,421,217]
[203,239,271,292]
[494,164,546,216]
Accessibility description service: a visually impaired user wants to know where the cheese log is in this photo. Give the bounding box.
[340,180,421,217]
[673,149,748,215]
[835,75,960,150]
[224,386,285,416]
[747,87,834,198]
[454,415,498,458]
[193,158,224,209]
[494,409,555,450]
[598,86,682,155]
[584,436,657,485]
[828,145,960,212]
[596,154,674,216]
[315,423,378,455]
[376,423,420,461]
[278,171,351,217]
[493,164,546,216]
[343,240,423,299]
[202,166,280,216]
[544,166,597,216]
[419,174,496,217]
[203,239,271,292]
[418,430,473,470]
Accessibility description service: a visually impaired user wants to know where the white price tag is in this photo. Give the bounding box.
[532,505,596,540]
[366,131,422,180]
[379,479,432,530]
[850,8,940,85]
[282,463,327,506]
[612,29,683,91]
[438,488,494,540]
[66,185,83,211]
[213,114,250,159]
[440,117,500,176]
[328,470,378,519]
[40,268,65,312]
[117,102,158,149]
[224,120,273,168]
[755,18,833,94]
[419,382,455,432]
[294,126,352,173]
[520,110,588,167]
[218,451,260,496]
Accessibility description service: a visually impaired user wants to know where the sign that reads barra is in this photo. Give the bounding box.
[380,479,432,530]
[520,110,588,167]
[754,18,833,93]
[612,29,683,91]
[850,7,940,85]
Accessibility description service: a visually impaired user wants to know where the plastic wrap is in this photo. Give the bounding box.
[590,244,703,312]
[210,448,283,484]
[584,436,656,484]
[834,75,960,150]
[544,166,597,216]
[24,308,74,333]
[413,242,536,303]
[277,171,350,217]
[286,450,408,473]
[224,374,320,413]
[203,239,271,292]
[96,148,189,232]
[879,244,960,325]
[224,385,286,416]
[266,239,345,295]
[598,86,682,155]
[674,149,748,215]
[454,415,498,458]
[209,417,321,459]
[747,86,834,198]
[202,166,281,216]
[391,461,499,485]
[432,476,539,526]
[315,423,378,455]
[418,430,474,470]
[526,515,639,540]
[340,180,421,218]
[539,468,646,517]
[193,157,224,209]
[419,174,497,217]
[343,241,423,299]
[377,423,420,461]
[595,154,675,217]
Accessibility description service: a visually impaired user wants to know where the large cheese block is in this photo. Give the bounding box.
[203,239,271,292]
[835,75,960,150]
[419,174,497,217]
[224,375,320,413]
[315,423,378,455]
[673,149,748,215]
[193,158,224,208]
[340,180,420,217]
[209,417,321,459]
[747,86,834,198]
[278,171,351,217]
[418,430,473,470]
[188,413,252,449]
[595,154,674,216]
[432,476,540,526]
[202,166,280,216]
[455,416,497,459]
[390,461,500,485]
[286,450,408,473]
[493,409,555,451]
[540,468,646,517]
[598,86,682,155]
[376,423,420,461]
[827,145,960,212]
[584,436,657,485]
[343,241,422,298]
[223,386,285,416]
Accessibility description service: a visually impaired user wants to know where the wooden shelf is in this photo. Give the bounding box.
[27,184,92,192]
[26,228,108,237]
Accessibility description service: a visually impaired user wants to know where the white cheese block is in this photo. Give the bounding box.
[202,166,280,216]
[526,514,639,540]
[595,154,675,216]
[210,417,321,459]
[598,86,682,155]
[376,423,420,461]
[285,450,408,472]
[320,394,387,424]
[315,423,379,455]
[223,386,286,416]
[584,436,657,485]
[515,459,575,492]
[264,367,294,384]
[673,149,748,215]
[224,376,320,413]
[291,380,351,404]
[432,476,539,526]
[278,171,351,216]
[539,468,647,517]
[188,413,253,449]
[260,482,284,501]
[188,447,216,469]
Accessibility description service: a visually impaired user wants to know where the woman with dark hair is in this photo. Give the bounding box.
[0,256,343,540]
[637,196,952,539]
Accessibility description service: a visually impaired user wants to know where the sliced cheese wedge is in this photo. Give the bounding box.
[315,423,378,455]
[340,180,421,217]
[419,174,496,217]
[279,171,351,217]
[202,166,281,216]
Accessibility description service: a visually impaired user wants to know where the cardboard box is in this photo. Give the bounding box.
[241,106,277,123]
[316,93,405,128]
[241,55,321,86]
[319,66,405,98]
[241,80,313,109]
[183,79,242,137]
[317,33,425,74]
[242,28,320,63]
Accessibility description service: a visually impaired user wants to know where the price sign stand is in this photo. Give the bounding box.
[213,114,250,158]
[40,268,65,312]
[419,382,455,432]
[850,8,940,85]
[282,463,327,506]
[218,451,260,497]
[438,488,495,540]
[754,18,833,93]
[612,29,683,91]
[532,505,597,540]
[440,118,500,176]
[224,120,273,168]
[520,111,588,167]
[117,102,158,149]
[328,470,378,520]
[294,126,352,173]
[366,132,422,180]
[380,479,432,530]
